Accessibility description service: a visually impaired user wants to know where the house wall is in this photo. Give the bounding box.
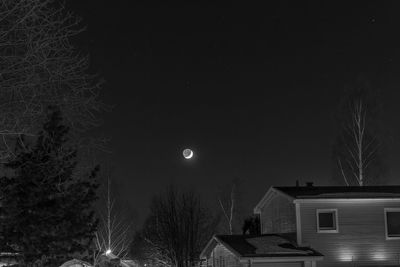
[202,240,313,267]
[259,193,296,234]
[299,200,400,267]
[207,244,242,267]
[251,262,302,267]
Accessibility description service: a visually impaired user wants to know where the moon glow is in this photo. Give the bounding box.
[183,149,194,159]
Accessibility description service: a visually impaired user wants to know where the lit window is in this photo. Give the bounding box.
[385,208,400,239]
[317,209,338,233]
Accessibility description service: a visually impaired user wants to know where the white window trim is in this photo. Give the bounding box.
[316,208,339,233]
[384,208,400,240]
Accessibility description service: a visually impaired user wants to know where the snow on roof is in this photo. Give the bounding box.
[214,234,322,257]
[246,236,309,255]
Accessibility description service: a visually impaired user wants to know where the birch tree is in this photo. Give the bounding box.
[218,183,235,234]
[217,178,244,234]
[333,83,383,186]
[0,0,104,160]
[94,176,132,262]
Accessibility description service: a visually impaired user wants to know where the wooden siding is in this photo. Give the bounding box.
[299,200,400,267]
[251,262,302,267]
[260,193,296,234]
[207,244,242,267]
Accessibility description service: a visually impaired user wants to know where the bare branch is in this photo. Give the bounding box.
[337,158,349,186]
[336,88,381,186]
[0,0,105,160]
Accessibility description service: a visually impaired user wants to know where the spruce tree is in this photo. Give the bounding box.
[0,106,99,266]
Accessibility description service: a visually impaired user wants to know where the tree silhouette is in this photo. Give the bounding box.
[0,107,99,266]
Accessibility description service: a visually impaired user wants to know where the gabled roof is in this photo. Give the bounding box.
[200,234,322,259]
[253,187,294,213]
[254,185,400,213]
[274,186,400,199]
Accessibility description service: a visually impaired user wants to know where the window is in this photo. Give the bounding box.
[385,208,400,239]
[316,209,338,233]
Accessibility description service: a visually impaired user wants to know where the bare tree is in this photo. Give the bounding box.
[141,186,218,267]
[343,100,373,186]
[218,183,235,234]
[130,231,166,267]
[333,81,383,186]
[0,0,104,160]
[95,176,132,261]
[217,178,245,234]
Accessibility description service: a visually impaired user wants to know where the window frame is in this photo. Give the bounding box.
[384,208,400,240]
[316,208,339,233]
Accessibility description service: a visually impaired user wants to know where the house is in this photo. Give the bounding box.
[254,184,400,267]
[201,184,400,267]
[200,234,323,267]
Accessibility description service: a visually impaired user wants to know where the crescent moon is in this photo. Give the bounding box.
[183,149,194,159]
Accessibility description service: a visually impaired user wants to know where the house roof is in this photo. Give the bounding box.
[201,234,322,259]
[274,186,400,199]
[254,185,400,213]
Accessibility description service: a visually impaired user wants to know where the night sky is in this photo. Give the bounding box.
[69,1,400,225]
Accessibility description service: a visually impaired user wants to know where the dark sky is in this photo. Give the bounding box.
[69,1,400,225]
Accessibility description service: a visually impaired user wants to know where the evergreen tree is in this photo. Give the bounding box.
[0,107,99,266]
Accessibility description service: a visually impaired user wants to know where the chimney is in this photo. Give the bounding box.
[296,180,300,187]
[306,182,314,187]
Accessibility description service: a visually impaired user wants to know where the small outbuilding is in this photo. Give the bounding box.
[200,234,323,267]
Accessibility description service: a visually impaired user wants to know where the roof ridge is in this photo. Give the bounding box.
[273,185,400,199]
